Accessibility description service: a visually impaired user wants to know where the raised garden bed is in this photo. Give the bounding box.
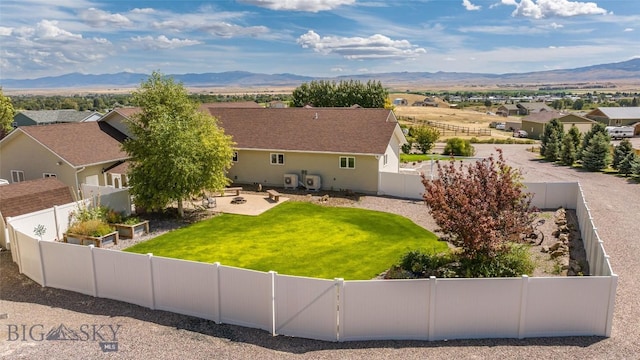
[114,220,150,239]
[64,231,119,247]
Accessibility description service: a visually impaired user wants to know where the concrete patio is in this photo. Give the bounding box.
[210,192,289,216]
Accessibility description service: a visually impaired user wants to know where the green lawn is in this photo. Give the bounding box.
[125,202,446,280]
[400,153,451,163]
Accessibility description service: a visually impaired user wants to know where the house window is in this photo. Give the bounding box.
[383,154,388,166]
[43,173,57,178]
[270,153,284,165]
[340,156,355,169]
[11,170,25,183]
[232,152,238,162]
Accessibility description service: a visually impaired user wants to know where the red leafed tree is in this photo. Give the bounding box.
[421,149,535,259]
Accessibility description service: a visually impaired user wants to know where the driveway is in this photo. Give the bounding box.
[1,144,638,359]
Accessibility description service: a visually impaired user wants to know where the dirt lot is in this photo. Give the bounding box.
[1,144,639,359]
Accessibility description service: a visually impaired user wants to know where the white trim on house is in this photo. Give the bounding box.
[11,170,25,183]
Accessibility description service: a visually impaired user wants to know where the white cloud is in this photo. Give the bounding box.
[0,27,13,36]
[462,0,481,11]
[79,8,132,27]
[131,8,155,14]
[131,35,202,49]
[35,20,82,40]
[550,22,564,29]
[297,30,426,60]
[199,23,269,38]
[238,0,355,12]
[503,0,608,19]
[623,28,634,32]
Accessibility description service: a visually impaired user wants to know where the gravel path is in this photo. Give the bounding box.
[2,144,639,359]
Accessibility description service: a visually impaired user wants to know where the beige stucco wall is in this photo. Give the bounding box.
[229,150,380,193]
[0,132,121,196]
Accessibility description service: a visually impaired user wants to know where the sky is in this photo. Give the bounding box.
[1,0,639,80]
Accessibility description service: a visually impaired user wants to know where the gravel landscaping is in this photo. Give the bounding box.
[1,144,638,359]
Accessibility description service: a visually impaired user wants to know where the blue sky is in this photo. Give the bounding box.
[1,0,639,80]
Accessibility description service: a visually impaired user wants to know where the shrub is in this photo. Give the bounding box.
[443,137,475,156]
[67,219,114,237]
[582,132,612,171]
[422,149,535,259]
[392,244,534,278]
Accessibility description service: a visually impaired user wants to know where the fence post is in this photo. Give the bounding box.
[269,270,277,336]
[88,245,98,297]
[518,275,529,339]
[214,262,221,324]
[53,205,61,241]
[605,274,618,337]
[37,239,46,287]
[335,278,344,342]
[147,253,155,310]
[428,276,436,341]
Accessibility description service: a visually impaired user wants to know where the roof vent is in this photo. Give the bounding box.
[314,112,318,119]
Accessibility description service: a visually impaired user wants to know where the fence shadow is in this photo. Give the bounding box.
[1,251,605,355]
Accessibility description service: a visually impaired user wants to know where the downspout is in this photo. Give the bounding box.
[75,166,86,200]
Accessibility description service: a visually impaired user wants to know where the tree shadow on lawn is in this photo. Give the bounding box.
[1,251,605,354]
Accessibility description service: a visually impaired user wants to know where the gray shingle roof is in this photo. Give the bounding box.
[17,110,101,124]
[0,178,74,220]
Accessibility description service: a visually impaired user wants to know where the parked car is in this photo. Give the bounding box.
[495,123,506,130]
[513,130,528,138]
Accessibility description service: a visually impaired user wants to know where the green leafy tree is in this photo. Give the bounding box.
[0,88,15,139]
[123,72,235,218]
[612,139,634,170]
[422,149,535,259]
[572,99,584,110]
[540,118,563,160]
[578,122,607,161]
[291,80,388,108]
[412,126,440,154]
[443,137,475,156]
[581,132,612,171]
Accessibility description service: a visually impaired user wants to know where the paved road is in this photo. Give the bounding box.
[1,144,638,359]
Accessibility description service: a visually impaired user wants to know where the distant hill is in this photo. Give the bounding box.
[2,58,639,90]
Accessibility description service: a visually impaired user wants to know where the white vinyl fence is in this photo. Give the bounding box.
[8,182,617,342]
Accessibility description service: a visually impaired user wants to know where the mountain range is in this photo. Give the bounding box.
[3,58,640,90]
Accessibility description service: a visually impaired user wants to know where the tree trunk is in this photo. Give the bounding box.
[177,199,184,218]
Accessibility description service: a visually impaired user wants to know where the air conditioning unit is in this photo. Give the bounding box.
[283,174,298,189]
[305,175,321,191]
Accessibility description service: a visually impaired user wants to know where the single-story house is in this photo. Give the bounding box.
[13,109,102,127]
[497,104,520,117]
[517,102,552,115]
[585,107,640,135]
[521,111,596,139]
[0,177,74,248]
[393,98,408,106]
[204,107,407,194]
[0,122,129,196]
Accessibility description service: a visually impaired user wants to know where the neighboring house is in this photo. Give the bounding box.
[268,101,288,108]
[0,122,129,196]
[204,107,407,194]
[13,109,102,127]
[412,98,438,107]
[521,111,596,139]
[393,98,408,106]
[516,102,552,115]
[0,178,75,248]
[496,104,520,117]
[585,107,640,135]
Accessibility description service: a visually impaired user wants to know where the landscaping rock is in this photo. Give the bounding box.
[549,241,563,252]
[541,245,550,253]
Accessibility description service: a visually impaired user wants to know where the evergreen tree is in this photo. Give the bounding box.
[612,139,634,170]
[560,134,577,166]
[618,152,639,176]
[581,132,612,171]
[544,131,562,161]
[579,122,608,161]
[541,118,563,161]
[567,125,582,151]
